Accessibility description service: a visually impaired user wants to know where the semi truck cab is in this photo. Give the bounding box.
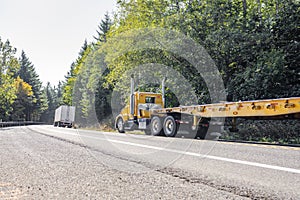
[116,92,163,133]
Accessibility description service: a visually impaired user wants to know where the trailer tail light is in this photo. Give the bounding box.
[175,120,189,124]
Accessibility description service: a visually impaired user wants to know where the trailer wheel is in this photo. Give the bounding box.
[163,116,178,137]
[150,116,164,136]
[116,117,125,133]
[195,126,208,139]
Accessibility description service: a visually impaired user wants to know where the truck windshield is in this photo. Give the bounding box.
[145,97,155,103]
[138,103,161,110]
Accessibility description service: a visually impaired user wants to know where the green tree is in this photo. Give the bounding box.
[271,0,300,96]
[56,81,64,106]
[62,40,92,106]
[0,37,19,121]
[40,82,58,124]
[11,77,34,121]
[63,62,77,105]
[94,12,112,43]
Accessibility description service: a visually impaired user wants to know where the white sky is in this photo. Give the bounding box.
[0,0,116,86]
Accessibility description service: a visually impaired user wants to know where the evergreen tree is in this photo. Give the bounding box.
[95,69,112,124]
[93,12,112,43]
[79,40,88,57]
[17,51,43,120]
[56,81,64,106]
[40,82,57,124]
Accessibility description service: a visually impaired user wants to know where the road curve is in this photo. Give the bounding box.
[0,125,299,199]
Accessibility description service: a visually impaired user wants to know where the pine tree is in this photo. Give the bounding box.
[93,12,112,43]
[79,40,88,57]
[40,82,57,124]
[17,51,42,121]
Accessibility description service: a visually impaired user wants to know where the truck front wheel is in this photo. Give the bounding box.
[163,116,178,137]
[116,117,125,133]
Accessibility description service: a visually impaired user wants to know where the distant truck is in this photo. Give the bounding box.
[54,105,75,128]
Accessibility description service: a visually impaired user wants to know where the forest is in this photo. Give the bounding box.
[0,0,299,143]
[0,39,63,124]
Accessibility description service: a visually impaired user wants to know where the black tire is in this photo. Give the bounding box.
[116,117,125,133]
[195,126,208,139]
[163,116,178,137]
[150,116,164,136]
[144,128,152,135]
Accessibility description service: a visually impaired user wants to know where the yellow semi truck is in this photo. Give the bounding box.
[115,76,300,138]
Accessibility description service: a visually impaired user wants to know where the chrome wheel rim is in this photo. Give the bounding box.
[165,120,174,135]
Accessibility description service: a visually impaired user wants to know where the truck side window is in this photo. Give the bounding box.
[145,97,155,103]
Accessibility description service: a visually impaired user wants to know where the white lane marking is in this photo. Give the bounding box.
[34,127,300,174]
[102,139,300,174]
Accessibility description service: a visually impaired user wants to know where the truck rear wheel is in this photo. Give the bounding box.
[116,117,125,133]
[163,116,178,137]
[144,129,152,135]
[150,116,164,136]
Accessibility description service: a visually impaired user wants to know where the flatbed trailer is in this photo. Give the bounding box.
[115,77,300,139]
[152,97,300,119]
[149,97,300,138]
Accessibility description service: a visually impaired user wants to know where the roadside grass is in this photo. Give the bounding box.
[78,124,145,135]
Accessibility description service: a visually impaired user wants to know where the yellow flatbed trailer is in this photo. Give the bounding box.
[152,97,300,119]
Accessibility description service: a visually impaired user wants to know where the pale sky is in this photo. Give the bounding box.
[0,0,116,86]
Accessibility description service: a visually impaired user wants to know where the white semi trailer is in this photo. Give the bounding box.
[54,105,75,128]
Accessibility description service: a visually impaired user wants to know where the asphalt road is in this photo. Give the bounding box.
[0,125,299,199]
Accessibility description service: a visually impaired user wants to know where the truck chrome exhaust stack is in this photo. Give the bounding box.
[130,74,135,115]
[162,77,166,108]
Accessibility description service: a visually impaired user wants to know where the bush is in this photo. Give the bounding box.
[221,119,300,144]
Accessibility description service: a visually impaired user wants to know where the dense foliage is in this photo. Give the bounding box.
[61,0,299,142]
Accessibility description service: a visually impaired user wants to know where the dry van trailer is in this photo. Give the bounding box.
[54,105,75,128]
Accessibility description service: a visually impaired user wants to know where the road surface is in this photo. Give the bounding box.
[0,125,299,199]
